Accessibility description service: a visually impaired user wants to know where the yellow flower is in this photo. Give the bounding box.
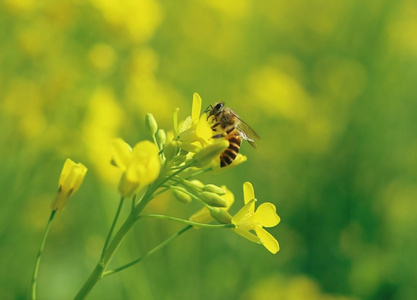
[190,186,234,224]
[51,159,88,211]
[176,93,212,152]
[231,182,280,254]
[110,138,161,198]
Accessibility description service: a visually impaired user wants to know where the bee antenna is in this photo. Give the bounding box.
[204,105,212,113]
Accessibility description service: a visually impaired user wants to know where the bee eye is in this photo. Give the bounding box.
[215,103,223,110]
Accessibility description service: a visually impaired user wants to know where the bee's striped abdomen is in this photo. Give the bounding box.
[220,133,241,167]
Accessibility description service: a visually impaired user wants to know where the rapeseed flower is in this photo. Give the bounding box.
[232,182,280,254]
[51,159,87,211]
[110,138,160,198]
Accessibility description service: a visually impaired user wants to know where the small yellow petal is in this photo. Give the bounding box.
[178,116,193,135]
[232,227,262,244]
[254,203,281,227]
[126,163,147,183]
[254,227,280,254]
[243,181,255,204]
[221,186,235,208]
[195,114,212,142]
[128,141,161,185]
[231,199,255,225]
[192,93,202,124]
[110,138,132,171]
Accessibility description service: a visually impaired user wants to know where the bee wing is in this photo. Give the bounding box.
[236,117,260,149]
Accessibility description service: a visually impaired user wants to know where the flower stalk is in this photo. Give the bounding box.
[30,210,56,300]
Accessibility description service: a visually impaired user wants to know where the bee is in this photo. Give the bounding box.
[205,102,260,167]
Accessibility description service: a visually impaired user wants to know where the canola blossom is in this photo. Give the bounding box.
[110,138,161,198]
[232,182,280,254]
[51,159,88,211]
[176,93,212,153]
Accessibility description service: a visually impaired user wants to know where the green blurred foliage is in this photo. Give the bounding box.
[1,0,417,299]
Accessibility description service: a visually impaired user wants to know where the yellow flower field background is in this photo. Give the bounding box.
[1,0,416,299]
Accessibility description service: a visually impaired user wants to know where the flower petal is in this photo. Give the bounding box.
[110,138,132,171]
[243,181,255,204]
[231,199,255,225]
[195,114,212,143]
[192,93,202,124]
[221,186,235,208]
[254,227,280,254]
[178,116,193,134]
[243,182,256,214]
[253,203,281,227]
[127,141,161,185]
[232,227,262,244]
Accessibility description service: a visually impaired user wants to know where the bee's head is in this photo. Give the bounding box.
[205,102,224,117]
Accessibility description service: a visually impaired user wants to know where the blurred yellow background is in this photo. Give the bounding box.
[1,0,417,299]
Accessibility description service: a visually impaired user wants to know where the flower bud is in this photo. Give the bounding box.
[200,191,228,207]
[190,180,205,189]
[155,129,166,149]
[164,141,179,160]
[180,179,204,192]
[51,159,87,211]
[145,113,158,137]
[203,184,225,195]
[172,188,192,203]
[192,141,229,168]
[209,207,232,224]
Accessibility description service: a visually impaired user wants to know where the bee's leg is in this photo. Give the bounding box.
[212,134,224,139]
[211,122,221,131]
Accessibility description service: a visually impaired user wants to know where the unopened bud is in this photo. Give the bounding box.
[155,129,166,149]
[192,141,229,168]
[145,113,158,137]
[203,184,225,195]
[209,207,232,224]
[200,191,228,207]
[164,141,179,160]
[172,188,192,203]
[51,159,87,211]
[190,180,205,189]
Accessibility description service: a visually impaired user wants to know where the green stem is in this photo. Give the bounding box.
[139,214,233,229]
[30,210,56,300]
[74,181,162,299]
[131,194,136,212]
[103,225,192,277]
[74,164,192,299]
[100,197,124,261]
[74,212,138,300]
